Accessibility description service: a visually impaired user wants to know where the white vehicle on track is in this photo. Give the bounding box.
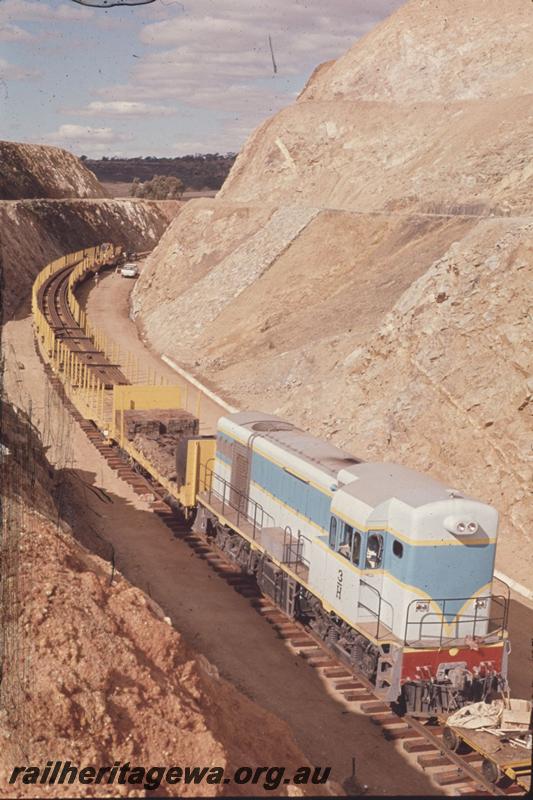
[120,262,139,278]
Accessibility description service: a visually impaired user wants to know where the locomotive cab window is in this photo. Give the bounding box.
[329,516,337,549]
[366,533,384,569]
[393,539,403,558]
[338,524,353,560]
[352,531,361,566]
[338,525,362,565]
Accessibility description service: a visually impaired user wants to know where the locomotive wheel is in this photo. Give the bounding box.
[481,757,502,784]
[361,652,377,679]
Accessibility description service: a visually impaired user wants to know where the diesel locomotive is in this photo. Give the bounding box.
[189,411,510,714]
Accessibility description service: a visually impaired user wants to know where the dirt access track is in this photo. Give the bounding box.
[2,267,531,796]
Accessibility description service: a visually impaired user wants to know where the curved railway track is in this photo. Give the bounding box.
[35,258,529,798]
[38,262,128,388]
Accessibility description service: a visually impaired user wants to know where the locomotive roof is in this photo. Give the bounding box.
[336,461,464,509]
[223,412,469,509]
[221,411,363,479]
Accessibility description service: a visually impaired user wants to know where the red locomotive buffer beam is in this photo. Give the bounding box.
[399,642,508,715]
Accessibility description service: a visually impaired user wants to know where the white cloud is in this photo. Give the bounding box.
[0,56,39,80]
[53,3,94,20]
[50,123,133,144]
[0,22,33,41]
[96,0,404,121]
[71,100,177,117]
[45,123,135,156]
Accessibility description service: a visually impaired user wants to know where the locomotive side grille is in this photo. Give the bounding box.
[230,443,251,512]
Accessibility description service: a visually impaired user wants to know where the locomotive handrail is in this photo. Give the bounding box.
[491,574,511,625]
[201,463,274,539]
[200,457,215,494]
[358,578,394,640]
[283,527,311,573]
[404,593,509,648]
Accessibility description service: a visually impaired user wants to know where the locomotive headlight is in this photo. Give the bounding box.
[474,598,488,609]
[444,516,479,535]
[415,602,429,612]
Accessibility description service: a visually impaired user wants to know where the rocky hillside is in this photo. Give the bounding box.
[132,0,532,585]
[0,400,326,798]
[220,0,533,215]
[0,141,106,200]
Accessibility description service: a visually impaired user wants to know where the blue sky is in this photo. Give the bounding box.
[0,0,403,157]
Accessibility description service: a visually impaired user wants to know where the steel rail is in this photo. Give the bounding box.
[38,262,128,387]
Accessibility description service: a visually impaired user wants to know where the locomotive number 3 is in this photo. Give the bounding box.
[336,569,343,600]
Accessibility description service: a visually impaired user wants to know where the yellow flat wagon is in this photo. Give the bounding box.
[443,723,531,792]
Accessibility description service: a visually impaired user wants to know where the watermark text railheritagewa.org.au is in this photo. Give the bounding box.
[9,762,332,792]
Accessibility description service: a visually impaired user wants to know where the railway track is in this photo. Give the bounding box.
[35,258,529,798]
[38,260,128,388]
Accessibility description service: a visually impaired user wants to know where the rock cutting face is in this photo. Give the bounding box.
[217,0,533,215]
[132,0,533,589]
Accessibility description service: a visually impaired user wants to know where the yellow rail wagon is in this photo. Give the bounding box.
[443,699,531,791]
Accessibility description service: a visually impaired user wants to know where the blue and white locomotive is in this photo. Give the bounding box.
[196,411,510,712]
